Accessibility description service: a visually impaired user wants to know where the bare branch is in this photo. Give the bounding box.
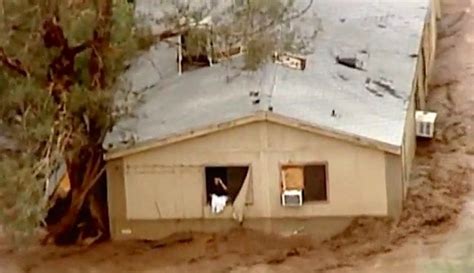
[244,0,315,38]
[0,48,29,77]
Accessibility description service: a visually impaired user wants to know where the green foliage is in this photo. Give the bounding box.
[0,0,313,244]
[244,36,275,71]
[0,155,47,245]
[159,0,316,70]
[0,0,142,243]
[183,28,210,57]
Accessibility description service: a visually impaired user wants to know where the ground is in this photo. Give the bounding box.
[1,0,474,272]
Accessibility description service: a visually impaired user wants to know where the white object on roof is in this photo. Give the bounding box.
[415,110,437,138]
[273,52,307,71]
[211,194,228,214]
[179,15,212,28]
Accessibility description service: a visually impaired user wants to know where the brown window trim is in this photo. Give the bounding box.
[279,161,330,204]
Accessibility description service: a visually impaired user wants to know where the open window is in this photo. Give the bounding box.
[205,166,251,204]
[281,164,328,203]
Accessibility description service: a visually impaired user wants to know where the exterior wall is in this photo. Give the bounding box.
[433,0,442,20]
[415,52,427,110]
[106,158,126,238]
[123,122,264,220]
[405,1,438,196]
[416,4,438,109]
[264,123,387,217]
[425,1,439,93]
[405,2,439,192]
[402,86,417,198]
[385,153,403,219]
[107,121,391,240]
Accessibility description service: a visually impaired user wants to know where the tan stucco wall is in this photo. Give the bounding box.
[106,158,126,238]
[107,121,393,240]
[433,0,442,20]
[416,4,438,109]
[404,2,438,195]
[402,87,417,198]
[123,122,264,220]
[425,1,438,93]
[264,123,387,217]
[385,153,403,219]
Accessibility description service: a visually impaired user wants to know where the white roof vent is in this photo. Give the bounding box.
[273,52,306,70]
[415,110,437,138]
[281,190,303,207]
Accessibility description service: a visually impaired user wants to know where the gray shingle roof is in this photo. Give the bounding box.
[104,0,430,155]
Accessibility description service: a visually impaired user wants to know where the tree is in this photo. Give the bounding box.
[0,0,315,245]
[0,0,145,245]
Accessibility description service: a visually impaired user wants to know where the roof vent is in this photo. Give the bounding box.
[273,52,306,71]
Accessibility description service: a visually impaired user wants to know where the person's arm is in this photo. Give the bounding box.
[215,178,228,191]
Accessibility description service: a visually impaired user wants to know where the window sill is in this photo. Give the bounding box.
[303,200,329,205]
[280,201,329,207]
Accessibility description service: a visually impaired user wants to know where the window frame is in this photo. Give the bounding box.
[279,161,330,204]
[202,164,254,206]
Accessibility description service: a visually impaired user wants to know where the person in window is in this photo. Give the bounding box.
[212,177,228,196]
[210,177,228,214]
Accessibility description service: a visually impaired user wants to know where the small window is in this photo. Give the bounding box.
[281,164,328,202]
[205,166,250,204]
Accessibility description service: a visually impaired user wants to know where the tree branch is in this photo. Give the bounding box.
[42,16,68,49]
[89,0,112,90]
[70,40,92,55]
[0,47,29,77]
[244,0,315,39]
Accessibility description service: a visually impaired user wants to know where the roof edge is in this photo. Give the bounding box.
[104,112,266,161]
[104,111,401,161]
[265,112,401,155]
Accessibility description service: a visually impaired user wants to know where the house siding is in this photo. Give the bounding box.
[402,89,417,198]
[416,3,438,109]
[264,123,387,217]
[385,153,403,219]
[403,3,438,197]
[107,121,390,240]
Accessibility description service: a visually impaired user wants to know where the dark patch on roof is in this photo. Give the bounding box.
[335,50,368,71]
[365,77,402,99]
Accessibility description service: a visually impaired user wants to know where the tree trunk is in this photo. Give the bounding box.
[45,148,109,245]
[43,0,113,245]
[2,0,115,246]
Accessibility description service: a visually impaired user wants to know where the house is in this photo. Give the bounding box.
[103,0,440,241]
